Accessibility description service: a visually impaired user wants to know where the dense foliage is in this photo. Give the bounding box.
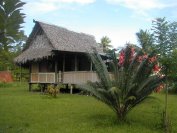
[136,29,154,53]
[136,18,177,91]
[0,0,27,77]
[80,45,165,121]
[0,0,25,51]
[152,18,177,57]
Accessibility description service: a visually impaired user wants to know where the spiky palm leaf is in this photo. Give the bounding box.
[80,45,165,121]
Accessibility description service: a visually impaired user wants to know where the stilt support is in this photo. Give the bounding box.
[70,85,73,94]
[29,83,32,92]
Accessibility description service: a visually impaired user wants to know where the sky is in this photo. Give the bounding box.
[22,0,177,48]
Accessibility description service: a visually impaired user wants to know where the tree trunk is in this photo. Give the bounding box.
[116,108,126,122]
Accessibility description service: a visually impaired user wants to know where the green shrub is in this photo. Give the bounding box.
[46,84,60,98]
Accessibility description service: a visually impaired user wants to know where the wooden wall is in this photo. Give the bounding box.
[31,63,39,73]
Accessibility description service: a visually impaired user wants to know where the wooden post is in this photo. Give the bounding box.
[62,54,65,82]
[63,54,65,72]
[75,54,78,71]
[29,64,32,91]
[90,61,92,71]
[20,64,22,83]
[58,71,62,82]
[55,60,58,84]
[29,83,32,92]
[41,84,43,93]
[70,84,73,94]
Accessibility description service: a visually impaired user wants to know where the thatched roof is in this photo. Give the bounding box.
[15,21,102,64]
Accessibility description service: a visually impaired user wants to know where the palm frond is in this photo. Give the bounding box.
[90,50,112,90]
[80,45,164,121]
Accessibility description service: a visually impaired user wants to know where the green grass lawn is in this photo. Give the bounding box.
[0,83,177,133]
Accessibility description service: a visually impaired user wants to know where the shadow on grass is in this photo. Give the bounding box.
[40,93,60,100]
[87,111,163,132]
[87,113,128,127]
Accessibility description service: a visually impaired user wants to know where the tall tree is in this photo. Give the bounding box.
[136,29,154,53]
[100,36,112,52]
[168,22,177,52]
[151,18,177,130]
[151,18,177,80]
[0,0,25,51]
[152,18,177,56]
[80,45,164,121]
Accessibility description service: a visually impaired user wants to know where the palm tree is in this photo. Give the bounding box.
[136,29,154,53]
[100,36,112,52]
[0,0,25,51]
[80,45,165,121]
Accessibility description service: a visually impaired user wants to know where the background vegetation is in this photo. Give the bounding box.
[136,18,177,92]
[0,0,28,81]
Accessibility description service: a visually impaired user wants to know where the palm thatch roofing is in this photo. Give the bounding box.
[14,21,102,64]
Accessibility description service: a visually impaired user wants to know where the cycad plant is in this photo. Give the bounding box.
[80,45,165,121]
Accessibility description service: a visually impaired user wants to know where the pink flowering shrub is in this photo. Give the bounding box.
[80,45,165,121]
[117,45,163,92]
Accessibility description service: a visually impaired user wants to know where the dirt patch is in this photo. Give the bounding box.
[0,71,13,83]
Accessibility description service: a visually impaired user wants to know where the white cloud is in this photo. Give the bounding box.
[106,0,177,17]
[107,0,173,10]
[26,2,59,13]
[64,25,138,48]
[24,0,95,15]
[41,0,95,4]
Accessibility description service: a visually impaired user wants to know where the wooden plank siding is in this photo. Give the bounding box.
[31,63,39,73]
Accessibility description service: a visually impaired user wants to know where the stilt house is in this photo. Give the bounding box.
[14,21,103,90]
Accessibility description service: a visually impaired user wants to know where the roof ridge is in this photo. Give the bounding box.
[36,20,95,38]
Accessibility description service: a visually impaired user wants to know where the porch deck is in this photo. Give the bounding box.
[30,71,99,84]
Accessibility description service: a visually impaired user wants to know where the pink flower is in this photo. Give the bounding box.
[148,56,157,63]
[153,64,160,72]
[143,54,148,59]
[137,54,148,63]
[154,83,165,93]
[137,56,143,63]
[118,50,125,66]
[130,48,135,62]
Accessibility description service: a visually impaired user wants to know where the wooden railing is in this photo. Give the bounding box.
[30,71,113,84]
[31,73,55,83]
[63,71,99,84]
